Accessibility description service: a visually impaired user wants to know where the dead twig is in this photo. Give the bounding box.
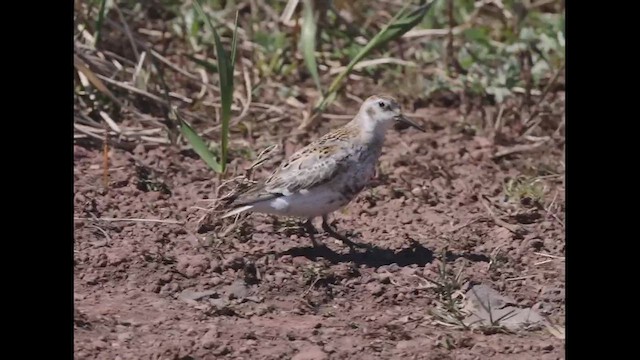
[99,111,121,134]
[87,224,112,244]
[113,2,140,61]
[446,0,455,73]
[74,217,184,225]
[480,196,519,234]
[96,74,168,104]
[328,58,416,75]
[102,123,109,190]
[534,259,553,266]
[74,55,123,108]
[449,216,483,233]
[523,62,565,127]
[301,275,321,297]
[534,252,564,260]
[545,190,565,227]
[505,275,535,281]
[491,141,547,160]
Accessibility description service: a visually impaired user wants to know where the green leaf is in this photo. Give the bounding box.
[179,119,222,173]
[301,0,322,93]
[463,27,491,47]
[457,47,473,70]
[94,0,109,46]
[193,0,238,174]
[486,86,511,104]
[230,11,239,69]
[186,54,218,73]
[315,0,435,112]
[375,0,433,45]
[213,14,239,173]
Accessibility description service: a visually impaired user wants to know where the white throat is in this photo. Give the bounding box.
[357,111,393,143]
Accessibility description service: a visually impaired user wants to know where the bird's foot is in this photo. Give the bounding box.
[321,216,370,251]
[302,218,325,248]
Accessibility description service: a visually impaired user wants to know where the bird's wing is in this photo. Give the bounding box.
[229,139,356,207]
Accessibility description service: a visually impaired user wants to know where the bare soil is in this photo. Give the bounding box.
[74,107,565,359]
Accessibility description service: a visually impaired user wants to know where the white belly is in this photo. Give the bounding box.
[252,163,376,218]
[252,185,350,218]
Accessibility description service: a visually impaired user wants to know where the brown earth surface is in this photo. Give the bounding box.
[74,106,565,360]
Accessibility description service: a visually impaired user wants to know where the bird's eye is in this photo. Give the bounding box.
[378,101,386,108]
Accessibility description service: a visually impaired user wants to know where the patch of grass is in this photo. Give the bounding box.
[135,164,171,195]
[182,0,239,174]
[179,116,224,173]
[487,246,509,274]
[301,262,336,297]
[93,0,109,46]
[253,30,290,78]
[503,175,545,206]
[378,66,428,101]
[74,0,564,186]
[425,249,469,329]
[314,0,436,112]
[301,263,328,285]
[300,0,322,93]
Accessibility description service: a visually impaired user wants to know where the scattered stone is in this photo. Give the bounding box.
[176,254,210,278]
[178,289,218,302]
[291,345,328,360]
[463,284,544,331]
[225,280,251,300]
[200,327,219,349]
[366,283,385,297]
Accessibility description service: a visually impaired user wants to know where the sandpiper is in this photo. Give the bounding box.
[222,95,425,249]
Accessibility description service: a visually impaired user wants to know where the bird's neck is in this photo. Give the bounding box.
[352,113,389,146]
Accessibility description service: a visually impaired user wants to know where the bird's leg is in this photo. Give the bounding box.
[302,218,323,248]
[321,215,369,250]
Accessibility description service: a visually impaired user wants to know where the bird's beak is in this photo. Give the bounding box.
[394,114,425,132]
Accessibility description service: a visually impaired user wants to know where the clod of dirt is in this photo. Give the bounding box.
[540,287,564,302]
[222,254,246,270]
[210,260,222,273]
[74,145,91,159]
[214,345,231,356]
[291,345,328,360]
[209,298,230,308]
[176,254,210,278]
[373,273,391,284]
[225,279,252,300]
[178,289,217,302]
[366,283,385,297]
[200,327,220,349]
[74,308,91,330]
[463,284,544,331]
[528,238,545,250]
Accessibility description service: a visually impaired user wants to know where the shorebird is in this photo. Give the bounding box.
[221,95,425,249]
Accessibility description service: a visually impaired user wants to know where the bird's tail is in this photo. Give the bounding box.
[220,205,254,219]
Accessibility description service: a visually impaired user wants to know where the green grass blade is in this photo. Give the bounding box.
[220,12,238,172]
[193,0,236,173]
[192,0,215,38]
[190,7,202,39]
[315,0,435,111]
[212,29,231,92]
[222,12,240,173]
[93,0,108,46]
[186,54,219,73]
[179,119,222,173]
[230,11,239,68]
[301,0,322,93]
[212,24,233,173]
[375,1,433,44]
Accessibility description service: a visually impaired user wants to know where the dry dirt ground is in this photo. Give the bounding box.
[74,106,565,359]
